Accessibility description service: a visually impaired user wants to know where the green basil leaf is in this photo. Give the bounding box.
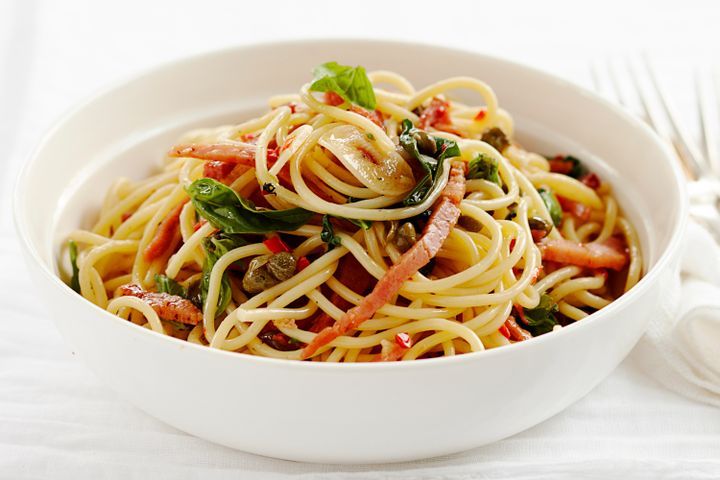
[538,187,562,227]
[399,119,460,207]
[320,215,342,249]
[434,136,461,161]
[399,119,425,161]
[565,155,588,179]
[521,294,559,336]
[346,217,372,230]
[187,178,313,234]
[154,274,187,298]
[207,232,249,253]
[200,233,248,317]
[467,153,500,185]
[68,240,80,293]
[309,62,376,110]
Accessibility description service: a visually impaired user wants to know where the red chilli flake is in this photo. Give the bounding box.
[499,324,511,339]
[395,332,413,349]
[280,137,294,153]
[474,109,487,121]
[581,172,601,190]
[263,236,291,254]
[297,256,310,271]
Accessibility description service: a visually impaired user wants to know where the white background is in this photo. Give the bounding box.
[1,0,720,478]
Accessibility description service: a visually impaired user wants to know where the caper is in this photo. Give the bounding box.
[481,127,509,153]
[458,215,483,232]
[528,216,553,242]
[413,131,437,155]
[242,255,276,294]
[267,251,297,282]
[394,222,417,252]
[385,220,399,245]
[243,252,298,294]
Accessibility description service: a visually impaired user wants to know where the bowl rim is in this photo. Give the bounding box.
[13,37,689,371]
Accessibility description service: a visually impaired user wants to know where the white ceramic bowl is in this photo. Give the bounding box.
[14,40,687,463]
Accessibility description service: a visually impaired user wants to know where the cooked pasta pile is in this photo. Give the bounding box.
[64,62,642,362]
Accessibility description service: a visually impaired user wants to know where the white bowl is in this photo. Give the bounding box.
[14,40,687,463]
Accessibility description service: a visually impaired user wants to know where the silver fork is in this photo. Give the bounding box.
[591,58,720,242]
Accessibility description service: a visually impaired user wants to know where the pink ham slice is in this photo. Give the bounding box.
[301,161,467,359]
[168,143,279,165]
[143,201,186,261]
[539,237,628,271]
[118,284,202,326]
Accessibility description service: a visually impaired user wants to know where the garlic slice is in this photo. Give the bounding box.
[318,125,415,196]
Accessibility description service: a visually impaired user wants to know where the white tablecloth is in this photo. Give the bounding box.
[2,1,720,478]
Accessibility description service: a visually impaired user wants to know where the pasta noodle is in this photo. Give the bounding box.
[63,63,642,362]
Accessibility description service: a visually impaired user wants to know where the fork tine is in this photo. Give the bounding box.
[603,60,624,105]
[643,56,707,179]
[697,69,720,175]
[607,60,635,112]
[626,60,668,139]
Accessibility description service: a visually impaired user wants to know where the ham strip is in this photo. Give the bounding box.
[118,284,202,325]
[539,237,628,271]
[309,255,373,333]
[348,105,385,129]
[203,160,236,180]
[204,162,253,185]
[504,316,532,341]
[143,201,186,261]
[301,161,466,359]
[168,143,278,165]
[418,97,452,129]
[418,97,463,136]
[557,195,591,222]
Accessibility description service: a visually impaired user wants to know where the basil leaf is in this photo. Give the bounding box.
[435,136,461,161]
[207,232,249,253]
[399,119,425,160]
[68,240,80,293]
[346,217,372,230]
[187,178,313,234]
[565,155,588,179]
[521,294,559,336]
[321,215,342,249]
[399,119,460,206]
[309,62,376,110]
[201,233,248,317]
[467,153,500,185]
[538,188,562,227]
[154,274,187,298]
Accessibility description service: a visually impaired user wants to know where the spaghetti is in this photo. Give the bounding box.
[63,62,642,362]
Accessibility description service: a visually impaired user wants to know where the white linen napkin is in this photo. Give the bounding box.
[636,220,720,407]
